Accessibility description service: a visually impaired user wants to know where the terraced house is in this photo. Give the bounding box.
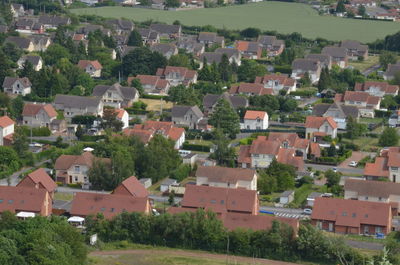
[364,147,400,183]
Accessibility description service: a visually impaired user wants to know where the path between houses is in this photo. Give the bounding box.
[89,249,301,265]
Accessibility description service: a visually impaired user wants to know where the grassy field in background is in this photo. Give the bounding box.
[71,2,400,42]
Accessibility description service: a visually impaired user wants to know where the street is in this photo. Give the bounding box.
[362,63,381,77]
[0,159,50,186]
[259,206,308,219]
[304,163,364,175]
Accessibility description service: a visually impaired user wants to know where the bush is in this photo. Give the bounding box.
[141,94,167,100]
[273,65,292,74]
[79,135,105,142]
[67,183,81,188]
[182,142,211,152]
[125,107,149,115]
[344,142,360,151]
[20,126,51,137]
[170,164,192,182]
[290,90,315,97]
[239,137,254,145]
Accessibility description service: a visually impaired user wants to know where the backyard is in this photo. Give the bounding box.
[71,2,400,42]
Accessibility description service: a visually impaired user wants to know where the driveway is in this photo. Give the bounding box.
[339,151,368,169]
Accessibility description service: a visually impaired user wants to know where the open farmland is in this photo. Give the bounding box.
[71,2,400,42]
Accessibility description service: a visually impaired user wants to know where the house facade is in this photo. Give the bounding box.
[22,103,57,128]
[17,55,43,71]
[254,74,296,95]
[354,81,399,97]
[291,58,321,84]
[17,168,57,199]
[229,83,273,96]
[54,94,104,119]
[364,147,400,183]
[129,75,170,95]
[196,166,257,190]
[321,46,348,68]
[171,105,204,129]
[312,102,359,130]
[242,110,268,130]
[156,66,197,87]
[305,116,338,139]
[0,116,14,146]
[335,91,381,118]
[92,83,139,108]
[2,77,31,96]
[77,60,102,78]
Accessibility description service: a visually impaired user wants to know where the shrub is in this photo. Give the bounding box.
[182,142,211,152]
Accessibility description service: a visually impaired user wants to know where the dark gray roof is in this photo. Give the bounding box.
[30,35,50,46]
[292,58,320,72]
[76,24,104,35]
[340,40,368,52]
[150,43,177,56]
[2,77,31,88]
[203,92,248,110]
[21,55,42,66]
[280,190,294,197]
[308,192,323,199]
[5,36,31,49]
[257,35,276,46]
[38,15,70,26]
[118,45,137,57]
[313,102,359,119]
[200,52,223,64]
[15,18,34,28]
[92,83,137,100]
[54,94,101,108]
[385,63,400,78]
[106,19,134,31]
[247,42,261,53]
[322,46,347,59]
[150,24,181,35]
[198,32,217,42]
[113,35,128,45]
[305,54,331,67]
[172,105,203,118]
[161,178,178,185]
[214,48,240,58]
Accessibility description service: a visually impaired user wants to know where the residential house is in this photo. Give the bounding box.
[129,120,186,149]
[5,36,34,52]
[150,43,178,59]
[305,116,338,139]
[203,92,248,115]
[384,62,400,81]
[140,178,152,189]
[229,83,273,96]
[340,40,368,60]
[171,105,204,129]
[17,168,57,199]
[149,24,181,39]
[54,94,104,119]
[280,190,295,205]
[22,103,57,128]
[354,81,399,97]
[345,179,400,215]
[0,116,14,146]
[335,91,380,118]
[291,58,321,84]
[257,35,285,56]
[307,192,323,207]
[238,134,306,170]
[350,0,377,7]
[195,166,258,190]
[115,109,129,129]
[70,192,151,219]
[15,19,44,34]
[390,110,400,127]
[364,147,400,183]
[106,19,134,34]
[128,75,170,95]
[50,119,67,133]
[76,24,110,38]
[17,55,43,71]
[10,3,25,17]
[242,110,268,130]
[305,54,332,69]
[0,25,8,34]
[117,45,137,57]
[311,197,392,235]
[113,34,129,46]
[112,176,149,198]
[55,151,111,185]
[254,74,296,94]
[92,83,139,108]
[156,66,197,86]
[79,0,99,6]
[30,35,51,51]
[0,186,52,217]
[322,46,348,68]
[137,28,160,45]
[170,184,259,215]
[215,48,242,65]
[312,102,359,129]
[77,60,102,78]
[160,178,178,192]
[235,41,262,59]
[38,15,71,29]
[176,40,205,57]
[2,77,32,96]
[197,32,225,47]
[123,128,153,144]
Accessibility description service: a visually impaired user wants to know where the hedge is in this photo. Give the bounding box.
[79,135,105,142]
[141,94,168,100]
[273,65,292,74]
[182,142,211,152]
[290,90,316,97]
[20,126,51,137]
[125,108,149,115]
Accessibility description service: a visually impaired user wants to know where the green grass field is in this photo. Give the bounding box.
[71,2,400,42]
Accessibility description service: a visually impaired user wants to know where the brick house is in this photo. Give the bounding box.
[112,176,149,198]
[311,197,392,235]
[235,41,262,59]
[305,116,338,139]
[354,81,399,97]
[17,168,57,199]
[229,83,273,96]
[364,147,400,183]
[128,75,170,95]
[335,91,381,118]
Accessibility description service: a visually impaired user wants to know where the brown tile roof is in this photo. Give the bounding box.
[244,110,267,120]
[267,132,309,149]
[122,128,153,143]
[354,81,398,95]
[113,176,149,198]
[0,116,15,128]
[276,148,304,171]
[0,186,47,214]
[364,157,389,178]
[305,116,337,129]
[345,179,400,198]
[181,184,258,214]
[133,121,184,142]
[77,60,102,70]
[115,109,126,119]
[310,142,321,157]
[54,152,101,170]
[249,137,281,155]
[238,145,251,164]
[367,96,381,105]
[18,168,57,193]
[196,166,256,183]
[255,74,295,87]
[70,192,150,219]
[311,197,391,228]
[22,103,57,118]
[168,127,185,141]
[229,83,272,95]
[343,91,370,102]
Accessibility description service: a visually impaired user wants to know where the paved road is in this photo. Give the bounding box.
[298,97,319,108]
[259,206,308,219]
[362,63,381,77]
[305,163,364,175]
[29,135,76,143]
[0,159,50,186]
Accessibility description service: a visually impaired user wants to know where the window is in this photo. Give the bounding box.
[110,208,115,212]
[220,200,224,204]
[100,207,105,211]
[364,226,369,234]
[0,199,3,203]
[8,200,13,204]
[74,176,78,182]
[210,200,216,204]
[379,197,382,201]
[392,167,398,171]
[74,166,80,173]
[352,213,356,218]
[365,196,368,200]
[376,227,382,233]
[108,92,112,97]
[324,125,329,133]
[342,212,347,216]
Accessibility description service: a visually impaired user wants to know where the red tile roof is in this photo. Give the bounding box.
[180,184,259,215]
[113,176,149,198]
[310,142,321,157]
[311,197,391,228]
[229,83,273,95]
[305,116,337,129]
[22,103,57,118]
[0,116,14,128]
[0,186,48,215]
[364,157,389,178]
[238,145,251,164]
[77,60,102,70]
[122,128,153,143]
[196,166,256,183]
[355,81,399,95]
[249,137,281,155]
[276,148,304,171]
[18,168,57,193]
[115,109,127,119]
[244,110,267,120]
[132,121,184,142]
[70,192,150,219]
[255,74,296,87]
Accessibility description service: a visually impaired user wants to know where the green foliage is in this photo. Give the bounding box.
[101,107,124,132]
[209,129,236,167]
[237,59,267,82]
[379,127,399,147]
[167,85,201,106]
[240,27,260,38]
[165,0,180,8]
[336,0,346,13]
[208,99,240,139]
[299,72,311,87]
[0,146,20,179]
[170,164,191,182]
[71,115,97,126]
[345,116,367,139]
[182,142,211,152]
[122,47,167,76]
[0,213,87,265]
[168,54,191,68]
[88,159,114,190]
[127,29,143,47]
[258,160,296,194]
[379,51,397,70]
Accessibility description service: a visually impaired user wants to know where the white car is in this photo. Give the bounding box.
[349,161,357,167]
[303,208,312,215]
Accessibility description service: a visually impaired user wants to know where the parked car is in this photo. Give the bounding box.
[303,208,312,215]
[332,167,337,173]
[349,161,357,167]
